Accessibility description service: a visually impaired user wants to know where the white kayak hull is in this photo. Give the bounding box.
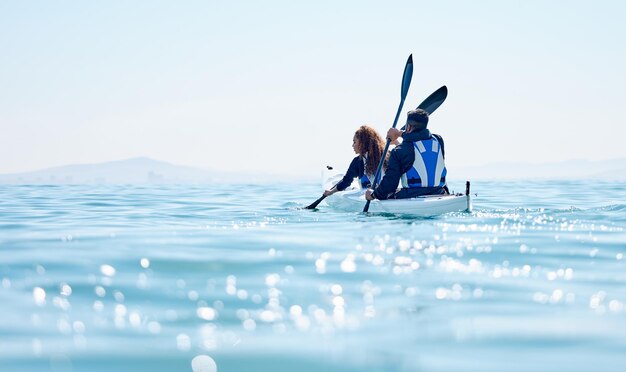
[322,173,471,216]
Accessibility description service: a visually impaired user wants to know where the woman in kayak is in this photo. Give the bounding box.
[323,125,388,197]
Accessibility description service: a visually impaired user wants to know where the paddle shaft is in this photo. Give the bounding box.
[363,98,405,212]
[304,194,327,209]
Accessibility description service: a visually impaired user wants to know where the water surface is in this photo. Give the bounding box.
[1,180,625,371]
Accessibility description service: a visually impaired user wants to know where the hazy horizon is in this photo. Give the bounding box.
[2,1,626,177]
[1,155,626,184]
[4,153,626,175]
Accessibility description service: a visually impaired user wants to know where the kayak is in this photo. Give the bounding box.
[322,172,472,216]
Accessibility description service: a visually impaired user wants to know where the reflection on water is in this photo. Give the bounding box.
[1,181,626,371]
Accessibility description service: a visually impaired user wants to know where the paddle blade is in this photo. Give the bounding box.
[400,85,448,130]
[418,85,448,114]
[400,54,413,99]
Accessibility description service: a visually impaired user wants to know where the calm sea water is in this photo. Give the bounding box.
[1,180,625,372]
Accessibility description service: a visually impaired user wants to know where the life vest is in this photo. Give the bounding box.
[359,156,382,188]
[401,135,447,188]
[359,157,372,188]
[360,174,371,188]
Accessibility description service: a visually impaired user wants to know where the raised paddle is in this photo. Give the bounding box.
[363,55,414,212]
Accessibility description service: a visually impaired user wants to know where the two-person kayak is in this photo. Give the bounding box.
[320,172,472,217]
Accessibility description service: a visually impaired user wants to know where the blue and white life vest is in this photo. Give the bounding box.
[401,136,447,188]
[360,174,371,188]
[360,157,372,188]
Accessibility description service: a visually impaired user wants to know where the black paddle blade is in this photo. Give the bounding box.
[400,55,414,99]
[401,85,448,130]
[304,194,327,210]
[418,85,448,114]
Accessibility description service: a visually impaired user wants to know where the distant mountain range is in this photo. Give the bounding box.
[1,157,625,184]
[454,157,626,181]
[0,157,276,184]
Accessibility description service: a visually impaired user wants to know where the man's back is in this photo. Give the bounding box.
[372,129,447,200]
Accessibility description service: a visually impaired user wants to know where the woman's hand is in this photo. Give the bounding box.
[323,187,337,196]
[365,189,376,201]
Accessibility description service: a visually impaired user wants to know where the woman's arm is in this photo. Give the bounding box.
[326,156,361,194]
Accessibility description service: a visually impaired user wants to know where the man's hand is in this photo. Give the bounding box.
[387,128,402,144]
[365,189,376,201]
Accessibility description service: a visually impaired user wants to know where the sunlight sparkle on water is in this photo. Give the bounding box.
[95,286,106,297]
[147,321,161,334]
[340,255,357,273]
[57,318,71,334]
[100,264,116,277]
[60,283,72,296]
[191,354,217,372]
[129,312,142,328]
[243,318,256,331]
[52,296,70,311]
[315,258,327,274]
[197,307,217,321]
[113,290,125,302]
[33,287,46,306]
[177,333,191,351]
[265,273,280,287]
[330,284,343,295]
[236,309,250,320]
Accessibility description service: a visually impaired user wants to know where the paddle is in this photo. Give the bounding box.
[363,55,414,213]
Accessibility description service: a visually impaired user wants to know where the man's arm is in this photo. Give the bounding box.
[371,151,403,200]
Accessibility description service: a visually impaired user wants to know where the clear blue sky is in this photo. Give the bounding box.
[1,0,625,177]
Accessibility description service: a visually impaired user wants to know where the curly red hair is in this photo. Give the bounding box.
[354,125,387,176]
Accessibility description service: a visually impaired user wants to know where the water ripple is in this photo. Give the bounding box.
[0,181,625,371]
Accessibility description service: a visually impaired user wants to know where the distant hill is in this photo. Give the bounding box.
[2,156,625,185]
[454,157,626,181]
[0,157,272,184]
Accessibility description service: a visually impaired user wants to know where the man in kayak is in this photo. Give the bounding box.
[365,108,448,201]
